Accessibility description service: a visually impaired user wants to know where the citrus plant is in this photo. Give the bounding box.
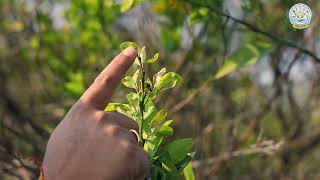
[105,42,194,180]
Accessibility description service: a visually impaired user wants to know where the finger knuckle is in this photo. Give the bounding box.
[105,125,120,136]
[95,75,116,87]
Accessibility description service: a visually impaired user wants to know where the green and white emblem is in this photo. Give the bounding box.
[289,3,312,29]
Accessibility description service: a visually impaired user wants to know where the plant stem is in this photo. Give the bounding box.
[138,56,146,145]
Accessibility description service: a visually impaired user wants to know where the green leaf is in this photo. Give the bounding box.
[126,92,139,108]
[120,42,142,65]
[140,46,146,62]
[183,162,195,180]
[162,120,173,127]
[122,76,136,89]
[120,0,134,12]
[105,103,131,112]
[104,103,134,119]
[132,69,141,84]
[189,7,209,25]
[214,42,272,79]
[163,138,193,163]
[145,53,159,63]
[151,109,168,127]
[160,152,178,173]
[120,41,139,51]
[154,72,183,91]
[157,125,173,136]
[151,165,160,180]
[144,135,164,159]
[142,99,158,138]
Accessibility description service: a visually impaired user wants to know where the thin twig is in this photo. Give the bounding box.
[193,140,284,169]
[186,0,320,63]
[138,56,146,145]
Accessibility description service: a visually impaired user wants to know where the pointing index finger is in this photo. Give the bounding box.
[81,47,137,110]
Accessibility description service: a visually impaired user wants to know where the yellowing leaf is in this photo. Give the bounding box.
[151,109,168,127]
[145,53,159,63]
[121,0,134,12]
[183,162,195,180]
[122,76,136,89]
[120,41,139,50]
[105,103,131,112]
[214,61,238,79]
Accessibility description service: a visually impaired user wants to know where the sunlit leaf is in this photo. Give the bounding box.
[162,120,173,127]
[126,92,140,108]
[145,53,159,64]
[105,103,134,119]
[144,134,164,159]
[132,69,141,84]
[154,72,183,91]
[121,0,135,12]
[140,46,146,62]
[105,103,131,112]
[151,109,168,127]
[142,103,158,139]
[183,162,195,180]
[157,125,173,136]
[122,76,136,89]
[120,41,139,51]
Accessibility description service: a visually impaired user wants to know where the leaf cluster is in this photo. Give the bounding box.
[105,42,194,179]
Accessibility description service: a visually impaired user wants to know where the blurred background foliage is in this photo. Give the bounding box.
[1,0,320,179]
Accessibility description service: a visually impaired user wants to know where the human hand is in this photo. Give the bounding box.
[43,47,149,180]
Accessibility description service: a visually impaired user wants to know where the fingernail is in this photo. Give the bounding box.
[122,47,137,59]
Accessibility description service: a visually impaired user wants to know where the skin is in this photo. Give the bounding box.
[43,47,149,180]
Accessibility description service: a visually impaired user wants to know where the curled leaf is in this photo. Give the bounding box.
[140,46,146,62]
[145,53,159,63]
[120,41,140,51]
[153,68,166,85]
